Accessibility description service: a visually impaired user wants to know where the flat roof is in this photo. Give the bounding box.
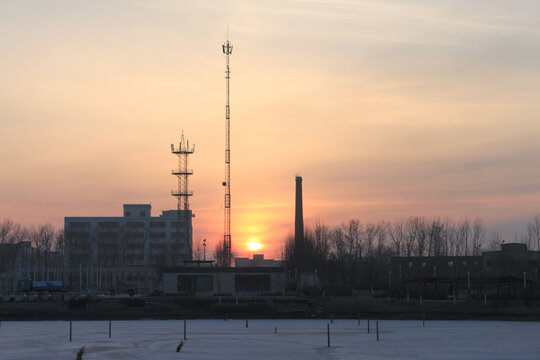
[163,266,285,274]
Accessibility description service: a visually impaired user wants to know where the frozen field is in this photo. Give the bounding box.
[0,319,539,359]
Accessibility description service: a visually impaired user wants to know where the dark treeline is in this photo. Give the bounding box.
[0,219,64,278]
[285,215,540,289]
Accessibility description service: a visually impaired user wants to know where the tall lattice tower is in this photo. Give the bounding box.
[171,132,195,258]
[222,35,233,267]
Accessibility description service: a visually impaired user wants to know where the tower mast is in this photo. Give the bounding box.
[171,132,195,261]
[222,34,233,267]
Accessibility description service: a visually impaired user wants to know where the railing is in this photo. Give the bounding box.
[171,190,194,196]
[171,169,194,175]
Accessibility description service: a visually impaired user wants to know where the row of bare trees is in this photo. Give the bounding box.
[285,215,540,288]
[0,219,64,277]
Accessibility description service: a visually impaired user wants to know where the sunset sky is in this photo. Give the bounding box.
[1,1,540,258]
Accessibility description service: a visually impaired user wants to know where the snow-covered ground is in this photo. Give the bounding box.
[0,319,539,359]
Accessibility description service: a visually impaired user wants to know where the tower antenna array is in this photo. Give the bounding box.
[171,131,195,260]
[222,33,233,267]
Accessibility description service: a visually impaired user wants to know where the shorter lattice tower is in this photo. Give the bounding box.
[171,132,195,257]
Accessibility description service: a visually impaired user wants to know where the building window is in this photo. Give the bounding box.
[150,222,166,228]
[196,275,213,292]
[177,275,196,293]
[70,222,90,229]
[235,275,271,292]
[140,211,146,217]
[127,221,144,228]
[125,211,131,217]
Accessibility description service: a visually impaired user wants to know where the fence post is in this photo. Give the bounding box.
[422,313,425,327]
[367,319,370,333]
[327,323,330,347]
[70,321,72,342]
[376,321,379,341]
[184,319,187,340]
[246,319,249,328]
[109,320,111,338]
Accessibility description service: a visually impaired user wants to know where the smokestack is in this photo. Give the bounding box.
[295,175,304,270]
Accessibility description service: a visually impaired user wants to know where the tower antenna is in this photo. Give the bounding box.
[222,31,233,267]
[171,131,195,261]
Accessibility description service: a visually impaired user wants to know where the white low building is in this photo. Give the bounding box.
[163,266,286,296]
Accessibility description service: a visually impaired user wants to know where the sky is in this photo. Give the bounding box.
[1,0,540,258]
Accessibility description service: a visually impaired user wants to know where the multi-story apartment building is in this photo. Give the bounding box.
[64,204,192,293]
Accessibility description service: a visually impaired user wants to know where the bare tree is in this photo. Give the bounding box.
[192,237,203,261]
[344,219,363,261]
[471,217,486,255]
[0,219,14,243]
[456,218,471,256]
[485,231,502,250]
[414,217,428,256]
[387,220,405,257]
[527,215,540,251]
[375,221,387,258]
[312,220,331,263]
[404,217,420,257]
[213,240,235,267]
[364,223,377,258]
[427,217,446,256]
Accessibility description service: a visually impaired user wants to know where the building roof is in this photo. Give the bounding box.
[163,266,285,274]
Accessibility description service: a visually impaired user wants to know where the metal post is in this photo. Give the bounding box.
[184,319,186,340]
[376,321,379,341]
[388,270,392,298]
[367,319,370,333]
[109,320,111,338]
[422,313,425,327]
[70,321,72,342]
[327,323,330,347]
[467,272,471,303]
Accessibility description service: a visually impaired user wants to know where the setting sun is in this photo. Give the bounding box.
[246,239,263,252]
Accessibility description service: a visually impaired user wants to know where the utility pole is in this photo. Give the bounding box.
[222,32,233,267]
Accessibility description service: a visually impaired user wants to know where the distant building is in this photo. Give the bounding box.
[163,266,286,296]
[64,204,193,293]
[390,243,540,300]
[235,254,282,267]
